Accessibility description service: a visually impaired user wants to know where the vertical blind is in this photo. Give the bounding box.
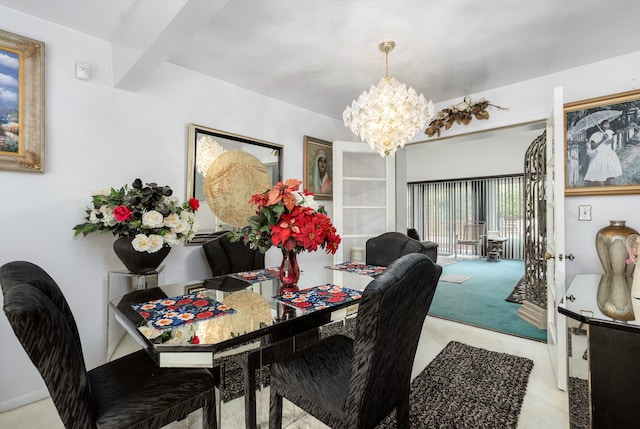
[408,175,524,259]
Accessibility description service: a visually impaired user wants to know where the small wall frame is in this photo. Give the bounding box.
[303,136,333,200]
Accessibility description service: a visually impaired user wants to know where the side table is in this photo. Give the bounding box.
[558,274,640,429]
[486,236,507,262]
[107,267,164,360]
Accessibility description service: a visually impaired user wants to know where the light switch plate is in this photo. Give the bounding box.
[578,205,592,221]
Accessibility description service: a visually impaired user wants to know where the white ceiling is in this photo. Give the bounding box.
[3,0,640,122]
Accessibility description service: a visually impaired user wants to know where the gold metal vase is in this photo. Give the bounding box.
[595,220,638,276]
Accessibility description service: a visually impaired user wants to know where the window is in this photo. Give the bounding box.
[408,175,524,259]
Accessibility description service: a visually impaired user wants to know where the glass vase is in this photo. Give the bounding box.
[279,238,300,293]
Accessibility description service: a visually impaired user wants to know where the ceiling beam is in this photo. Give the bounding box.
[112,0,228,91]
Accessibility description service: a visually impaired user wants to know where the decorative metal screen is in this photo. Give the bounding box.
[523,131,547,307]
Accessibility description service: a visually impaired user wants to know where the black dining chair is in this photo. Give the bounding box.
[0,261,217,429]
[365,231,432,266]
[268,252,442,429]
[202,232,265,277]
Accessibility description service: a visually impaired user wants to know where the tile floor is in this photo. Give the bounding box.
[0,316,569,428]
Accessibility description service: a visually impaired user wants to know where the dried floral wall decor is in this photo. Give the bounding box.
[424,97,508,138]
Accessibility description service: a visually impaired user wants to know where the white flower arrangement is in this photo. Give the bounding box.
[73,178,200,253]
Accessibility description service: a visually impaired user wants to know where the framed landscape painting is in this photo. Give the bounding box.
[0,30,45,173]
[303,136,333,200]
[564,89,640,196]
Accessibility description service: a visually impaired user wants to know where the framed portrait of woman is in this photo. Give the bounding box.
[303,136,333,200]
[564,89,640,196]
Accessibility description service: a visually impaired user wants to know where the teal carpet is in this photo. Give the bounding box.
[429,259,547,342]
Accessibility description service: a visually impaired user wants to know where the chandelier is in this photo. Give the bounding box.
[195,135,226,176]
[343,41,434,157]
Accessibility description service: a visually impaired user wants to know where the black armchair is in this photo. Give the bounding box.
[269,253,442,429]
[203,233,265,276]
[1,261,217,429]
[365,231,435,266]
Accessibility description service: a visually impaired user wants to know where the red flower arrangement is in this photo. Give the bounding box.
[231,178,341,254]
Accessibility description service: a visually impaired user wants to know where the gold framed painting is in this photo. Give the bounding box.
[303,136,333,200]
[564,89,640,196]
[0,30,45,173]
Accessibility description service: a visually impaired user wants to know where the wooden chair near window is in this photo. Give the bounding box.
[455,221,486,258]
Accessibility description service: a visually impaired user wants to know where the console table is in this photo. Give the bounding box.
[558,273,640,429]
[107,267,164,360]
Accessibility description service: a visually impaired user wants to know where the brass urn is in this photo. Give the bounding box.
[595,220,638,277]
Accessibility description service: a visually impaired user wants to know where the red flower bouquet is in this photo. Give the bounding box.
[231,178,341,254]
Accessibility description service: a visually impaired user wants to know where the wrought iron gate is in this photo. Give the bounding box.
[523,131,547,307]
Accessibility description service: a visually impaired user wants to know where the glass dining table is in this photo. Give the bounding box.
[109,260,381,428]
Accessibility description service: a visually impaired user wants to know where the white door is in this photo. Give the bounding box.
[546,86,568,391]
[332,141,396,264]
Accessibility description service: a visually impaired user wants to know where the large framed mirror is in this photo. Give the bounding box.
[186,123,283,244]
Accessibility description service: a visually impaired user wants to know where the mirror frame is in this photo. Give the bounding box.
[186,123,283,245]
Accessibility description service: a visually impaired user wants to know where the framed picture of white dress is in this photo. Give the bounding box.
[303,136,333,200]
[564,89,640,196]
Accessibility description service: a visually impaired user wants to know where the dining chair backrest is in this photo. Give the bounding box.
[345,252,441,427]
[487,230,504,240]
[365,231,429,266]
[1,261,96,427]
[203,233,265,276]
[0,260,81,343]
[456,221,486,257]
[463,221,486,241]
[2,260,219,429]
[268,253,442,428]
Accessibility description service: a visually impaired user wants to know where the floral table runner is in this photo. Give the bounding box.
[132,290,236,330]
[273,284,362,313]
[326,262,386,277]
[228,267,280,284]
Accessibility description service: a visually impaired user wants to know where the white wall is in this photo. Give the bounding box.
[0,7,354,410]
[406,123,544,182]
[406,51,640,285]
